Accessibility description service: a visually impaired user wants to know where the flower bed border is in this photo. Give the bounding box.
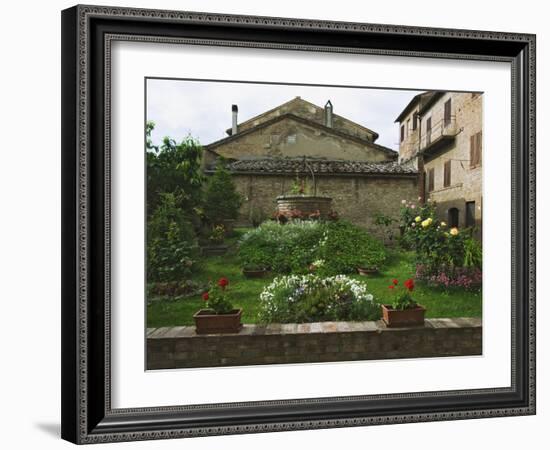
[147,317,481,369]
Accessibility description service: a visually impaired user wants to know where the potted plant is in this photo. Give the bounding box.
[194,277,242,334]
[242,263,269,278]
[201,224,228,256]
[357,265,379,276]
[381,278,426,327]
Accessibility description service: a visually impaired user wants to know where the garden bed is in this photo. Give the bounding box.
[147,243,482,328]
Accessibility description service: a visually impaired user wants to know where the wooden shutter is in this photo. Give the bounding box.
[426,117,432,144]
[413,114,417,130]
[444,160,451,187]
[400,125,405,142]
[470,135,476,167]
[476,131,482,166]
[470,132,482,167]
[444,99,452,126]
[428,168,434,192]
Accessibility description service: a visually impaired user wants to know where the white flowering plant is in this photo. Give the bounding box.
[258,274,380,323]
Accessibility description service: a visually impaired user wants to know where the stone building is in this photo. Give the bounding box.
[203,96,418,236]
[395,92,483,233]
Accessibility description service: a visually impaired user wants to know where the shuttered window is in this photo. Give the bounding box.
[444,160,451,187]
[413,114,418,130]
[428,168,435,192]
[444,98,452,126]
[470,131,482,167]
[426,117,432,144]
[400,125,405,142]
[466,201,476,228]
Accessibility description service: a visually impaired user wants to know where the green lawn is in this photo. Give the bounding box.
[147,229,482,328]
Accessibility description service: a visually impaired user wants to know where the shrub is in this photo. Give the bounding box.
[146,128,204,218]
[203,164,242,224]
[400,200,481,271]
[258,274,380,323]
[318,220,386,275]
[237,220,325,273]
[147,192,199,282]
[238,220,386,275]
[398,199,483,288]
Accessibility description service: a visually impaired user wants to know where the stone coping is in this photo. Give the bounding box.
[147,317,481,339]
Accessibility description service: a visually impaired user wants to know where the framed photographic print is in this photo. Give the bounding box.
[61,4,536,444]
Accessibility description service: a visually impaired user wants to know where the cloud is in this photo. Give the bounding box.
[146,79,423,151]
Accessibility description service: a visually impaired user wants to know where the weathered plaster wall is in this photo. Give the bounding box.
[209,118,393,163]
[236,96,377,142]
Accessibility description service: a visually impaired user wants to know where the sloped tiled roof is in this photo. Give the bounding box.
[394,91,445,123]
[207,157,417,176]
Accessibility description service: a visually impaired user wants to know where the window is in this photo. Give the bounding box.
[286,134,297,144]
[400,125,405,142]
[466,201,476,228]
[412,114,418,131]
[448,208,459,228]
[444,98,452,127]
[443,160,451,188]
[406,119,410,137]
[428,167,435,192]
[426,117,432,145]
[470,131,482,167]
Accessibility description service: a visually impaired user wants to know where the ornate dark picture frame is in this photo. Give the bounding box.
[61,4,536,444]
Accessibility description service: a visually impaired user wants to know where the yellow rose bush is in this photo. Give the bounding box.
[399,199,482,290]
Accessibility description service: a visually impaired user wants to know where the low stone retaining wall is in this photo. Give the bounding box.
[147,318,481,370]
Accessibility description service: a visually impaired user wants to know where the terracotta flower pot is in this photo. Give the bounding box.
[200,244,228,256]
[357,266,379,276]
[381,304,426,328]
[242,268,268,278]
[193,308,242,334]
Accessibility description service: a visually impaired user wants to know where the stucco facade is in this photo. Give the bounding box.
[395,92,483,232]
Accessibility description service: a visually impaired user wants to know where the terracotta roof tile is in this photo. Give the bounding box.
[208,157,417,176]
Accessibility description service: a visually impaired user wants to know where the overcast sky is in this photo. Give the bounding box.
[146,79,423,151]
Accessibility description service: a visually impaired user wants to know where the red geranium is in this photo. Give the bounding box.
[202,292,209,301]
[218,277,229,289]
[392,278,399,285]
[388,285,395,290]
[404,278,415,291]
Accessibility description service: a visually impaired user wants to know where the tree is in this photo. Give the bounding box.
[146,121,204,217]
[147,192,199,282]
[203,163,242,225]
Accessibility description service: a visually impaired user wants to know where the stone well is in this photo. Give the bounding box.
[276,195,333,218]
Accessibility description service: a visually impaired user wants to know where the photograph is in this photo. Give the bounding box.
[145,79,484,370]
[56,3,536,445]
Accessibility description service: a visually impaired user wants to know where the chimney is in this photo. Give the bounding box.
[324,100,333,128]
[231,104,238,135]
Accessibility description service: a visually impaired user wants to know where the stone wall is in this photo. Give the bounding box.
[422,93,483,231]
[233,173,418,239]
[147,317,482,370]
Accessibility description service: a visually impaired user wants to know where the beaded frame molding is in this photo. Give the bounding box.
[61,4,536,444]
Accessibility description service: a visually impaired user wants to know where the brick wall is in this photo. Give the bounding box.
[147,318,482,370]
[233,173,418,239]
